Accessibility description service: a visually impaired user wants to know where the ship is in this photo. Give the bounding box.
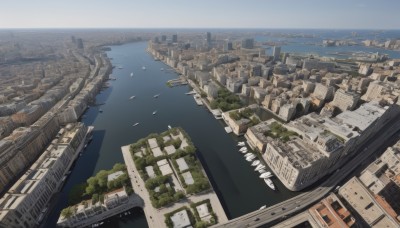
[154,94,160,98]
[264,178,275,190]
[152,111,157,115]
[130,72,134,77]
[142,66,146,70]
[133,123,139,127]
[129,96,135,100]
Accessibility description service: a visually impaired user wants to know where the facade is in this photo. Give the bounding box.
[244,120,275,152]
[0,123,88,228]
[331,89,360,112]
[241,38,254,49]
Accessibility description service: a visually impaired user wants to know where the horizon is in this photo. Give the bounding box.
[1,0,399,30]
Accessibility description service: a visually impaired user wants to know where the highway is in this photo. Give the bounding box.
[215,113,400,228]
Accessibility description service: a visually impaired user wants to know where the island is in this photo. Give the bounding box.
[121,127,228,228]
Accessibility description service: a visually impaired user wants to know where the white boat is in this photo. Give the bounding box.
[133,123,139,126]
[255,164,265,171]
[259,205,266,210]
[154,94,160,98]
[193,94,203,105]
[251,160,260,166]
[224,126,232,133]
[185,90,197,95]
[130,72,134,77]
[260,172,273,178]
[129,96,135,100]
[142,66,146,70]
[152,111,157,115]
[258,169,266,174]
[239,147,247,152]
[237,141,245,146]
[244,153,253,157]
[264,178,275,190]
[246,155,256,161]
[160,68,164,71]
[168,125,172,129]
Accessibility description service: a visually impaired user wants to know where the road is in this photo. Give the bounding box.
[215,112,400,228]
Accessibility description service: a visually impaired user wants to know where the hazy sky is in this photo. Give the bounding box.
[0,0,399,29]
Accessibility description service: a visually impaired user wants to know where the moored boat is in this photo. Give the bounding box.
[264,178,275,190]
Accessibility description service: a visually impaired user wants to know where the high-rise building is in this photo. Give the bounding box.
[273,46,281,61]
[223,40,233,51]
[241,38,254,49]
[206,32,211,43]
[161,35,167,42]
[172,34,178,43]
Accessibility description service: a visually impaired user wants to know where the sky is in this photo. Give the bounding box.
[0,0,399,29]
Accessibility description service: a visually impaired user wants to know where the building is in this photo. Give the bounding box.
[303,59,335,71]
[241,38,254,49]
[273,46,281,61]
[308,193,356,227]
[262,101,398,191]
[0,123,88,228]
[172,34,178,43]
[339,177,399,227]
[331,89,360,112]
[245,120,275,153]
[223,40,233,51]
[206,32,211,43]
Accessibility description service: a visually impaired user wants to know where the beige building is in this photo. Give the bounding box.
[262,101,398,191]
[339,177,399,227]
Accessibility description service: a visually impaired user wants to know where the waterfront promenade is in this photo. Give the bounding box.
[121,145,228,228]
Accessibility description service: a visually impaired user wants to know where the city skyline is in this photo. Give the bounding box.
[1,0,399,29]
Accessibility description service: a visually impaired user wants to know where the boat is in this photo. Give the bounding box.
[185,90,197,95]
[129,96,135,100]
[260,172,273,178]
[99,109,103,113]
[246,155,256,161]
[142,66,146,70]
[240,149,248,154]
[255,164,265,171]
[152,111,157,115]
[258,169,266,174]
[193,94,203,105]
[239,147,247,152]
[117,66,123,69]
[244,153,253,157]
[264,178,275,190]
[259,205,266,210]
[237,141,245,146]
[133,123,139,127]
[154,94,160,98]
[251,160,260,166]
[160,68,164,71]
[168,125,172,129]
[224,126,232,133]
[130,72,134,77]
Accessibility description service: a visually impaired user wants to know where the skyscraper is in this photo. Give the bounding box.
[172,34,178,43]
[224,40,233,51]
[161,35,167,42]
[241,38,254,49]
[273,46,281,61]
[206,32,211,43]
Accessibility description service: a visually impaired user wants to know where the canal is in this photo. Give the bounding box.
[45,41,299,227]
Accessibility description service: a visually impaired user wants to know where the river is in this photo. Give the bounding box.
[44,41,301,227]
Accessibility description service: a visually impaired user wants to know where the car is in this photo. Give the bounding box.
[271,212,275,215]
[253,218,260,221]
[282,207,286,211]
